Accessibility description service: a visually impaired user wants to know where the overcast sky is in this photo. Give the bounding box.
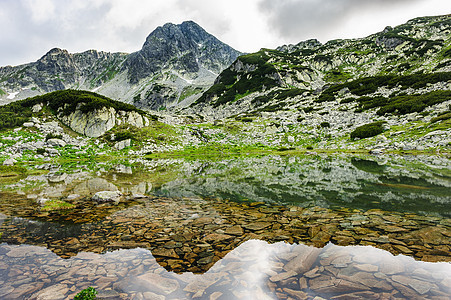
[1,0,450,67]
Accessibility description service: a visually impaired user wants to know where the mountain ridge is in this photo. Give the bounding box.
[0,21,242,111]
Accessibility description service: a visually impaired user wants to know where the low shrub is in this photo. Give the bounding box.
[350,121,386,140]
[115,131,134,142]
[45,133,62,141]
[431,112,451,123]
[74,287,97,300]
[320,122,331,128]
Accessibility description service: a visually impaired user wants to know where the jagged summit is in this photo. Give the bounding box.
[125,20,241,84]
[0,20,241,110]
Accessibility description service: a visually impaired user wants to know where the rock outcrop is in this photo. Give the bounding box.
[60,107,150,138]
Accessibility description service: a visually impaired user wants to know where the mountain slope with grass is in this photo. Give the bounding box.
[0,21,241,111]
[180,14,450,152]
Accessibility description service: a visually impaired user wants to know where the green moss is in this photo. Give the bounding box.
[42,199,76,211]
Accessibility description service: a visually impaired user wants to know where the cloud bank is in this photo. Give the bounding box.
[0,0,449,66]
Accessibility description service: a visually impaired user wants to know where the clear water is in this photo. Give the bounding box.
[0,154,450,299]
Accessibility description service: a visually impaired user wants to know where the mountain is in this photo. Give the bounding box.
[188,15,451,120]
[0,21,241,110]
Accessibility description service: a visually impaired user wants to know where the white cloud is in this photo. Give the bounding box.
[22,0,56,23]
[0,0,450,66]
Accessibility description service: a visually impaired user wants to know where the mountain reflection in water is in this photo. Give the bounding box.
[0,240,449,299]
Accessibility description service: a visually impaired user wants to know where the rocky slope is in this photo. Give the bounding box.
[189,15,450,118]
[0,21,241,110]
[178,15,450,151]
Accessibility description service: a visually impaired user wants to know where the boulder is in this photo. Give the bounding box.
[2,158,16,166]
[60,106,116,138]
[32,103,43,113]
[47,138,67,148]
[92,191,122,203]
[114,139,131,150]
[23,122,35,128]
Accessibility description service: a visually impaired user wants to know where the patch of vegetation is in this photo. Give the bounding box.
[45,133,62,141]
[302,106,315,113]
[431,111,451,123]
[269,88,307,100]
[36,148,46,155]
[324,68,352,82]
[42,199,76,211]
[350,121,386,140]
[340,97,355,104]
[405,39,444,57]
[195,51,280,107]
[320,72,451,100]
[114,131,134,142]
[0,88,6,95]
[251,95,271,105]
[106,122,178,146]
[74,287,97,300]
[179,86,203,102]
[0,165,27,177]
[376,91,451,115]
[320,122,331,128]
[277,147,296,152]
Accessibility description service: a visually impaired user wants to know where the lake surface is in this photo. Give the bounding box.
[0,154,450,299]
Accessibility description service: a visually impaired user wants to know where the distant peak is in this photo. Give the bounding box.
[38,48,70,62]
[46,48,69,55]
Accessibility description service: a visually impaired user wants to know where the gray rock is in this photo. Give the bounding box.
[2,158,16,166]
[32,283,68,300]
[66,194,81,200]
[47,173,68,183]
[369,149,385,155]
[47,138,66,148]
[402,143,416,151]
[116,164,133,174]
[92,191,122,203]
[23,122,35,128]
[114,139,131,150]
[32,104,43,113]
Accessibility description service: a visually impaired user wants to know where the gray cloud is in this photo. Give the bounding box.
[258,0,424,42]
[0,0,449,67]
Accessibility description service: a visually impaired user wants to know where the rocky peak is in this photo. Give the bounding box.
[36,48,75,73]
[125,21,241,83]
[277,39,322,53]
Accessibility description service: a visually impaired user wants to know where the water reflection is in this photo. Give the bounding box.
[0,240,449,299]
[1,155,450,216]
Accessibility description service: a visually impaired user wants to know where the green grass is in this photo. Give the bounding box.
[0,165,27,177]
[41,199,76,211]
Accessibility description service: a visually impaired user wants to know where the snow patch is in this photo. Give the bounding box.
[92,86,102,93]
[7,92,19,100]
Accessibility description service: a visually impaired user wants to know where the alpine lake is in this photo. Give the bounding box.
[0,153,450,300]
